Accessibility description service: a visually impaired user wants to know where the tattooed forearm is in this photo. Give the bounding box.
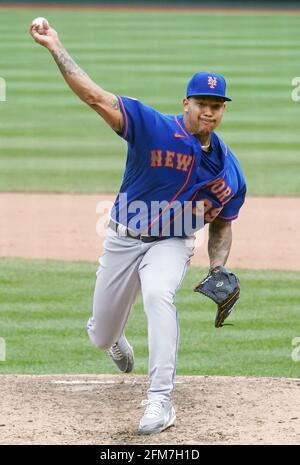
[208,220,232,269]
[48,42,124,131]
[51,44,87,76]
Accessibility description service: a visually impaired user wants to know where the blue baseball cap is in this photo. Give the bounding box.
[186,71,232,101]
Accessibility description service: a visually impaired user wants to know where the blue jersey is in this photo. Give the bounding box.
[111,96,246,237]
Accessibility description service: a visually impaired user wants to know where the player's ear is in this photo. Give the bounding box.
[183,98,189,112]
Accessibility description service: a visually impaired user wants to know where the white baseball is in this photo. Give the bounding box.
[32,17,48,28]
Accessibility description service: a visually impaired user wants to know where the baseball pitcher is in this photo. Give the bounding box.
[30,19,246,435]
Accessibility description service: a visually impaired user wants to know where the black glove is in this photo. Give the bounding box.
[194,266,240,327]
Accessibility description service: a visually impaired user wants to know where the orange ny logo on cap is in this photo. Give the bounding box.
[208,76,217,89]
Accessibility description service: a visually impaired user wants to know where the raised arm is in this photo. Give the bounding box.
[208,218,232,269]
[29,19,124,133]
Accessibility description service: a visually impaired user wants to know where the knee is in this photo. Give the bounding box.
[86,317,115,350]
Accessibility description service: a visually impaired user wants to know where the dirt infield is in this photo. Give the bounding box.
[0,193,299,270]
[1,3,300,14]
[0,374,299,445]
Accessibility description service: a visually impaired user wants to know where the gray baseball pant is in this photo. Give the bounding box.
[87,226,195,401]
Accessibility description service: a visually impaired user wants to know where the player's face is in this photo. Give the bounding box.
[182,96,226,137]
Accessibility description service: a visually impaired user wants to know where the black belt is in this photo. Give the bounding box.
[108,219,162,243]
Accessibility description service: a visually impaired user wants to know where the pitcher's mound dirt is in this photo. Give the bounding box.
[0,374,299,445]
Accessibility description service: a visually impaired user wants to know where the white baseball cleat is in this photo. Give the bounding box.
[106,334,134,373]
[138,396,176,434]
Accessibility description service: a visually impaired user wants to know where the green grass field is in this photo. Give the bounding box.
[0,258,299,377]
[0,8,300,194]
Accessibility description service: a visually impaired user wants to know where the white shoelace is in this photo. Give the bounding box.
[141,398,165,418]
[106,343,123,361]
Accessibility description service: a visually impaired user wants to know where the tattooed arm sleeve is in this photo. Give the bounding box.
[208,218,232,270]
[50,43,123,132]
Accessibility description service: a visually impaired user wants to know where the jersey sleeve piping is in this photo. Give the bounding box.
[117,95,129,139]
[218,213,239,220]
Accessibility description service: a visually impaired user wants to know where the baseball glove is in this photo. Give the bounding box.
[194,266,240,328]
